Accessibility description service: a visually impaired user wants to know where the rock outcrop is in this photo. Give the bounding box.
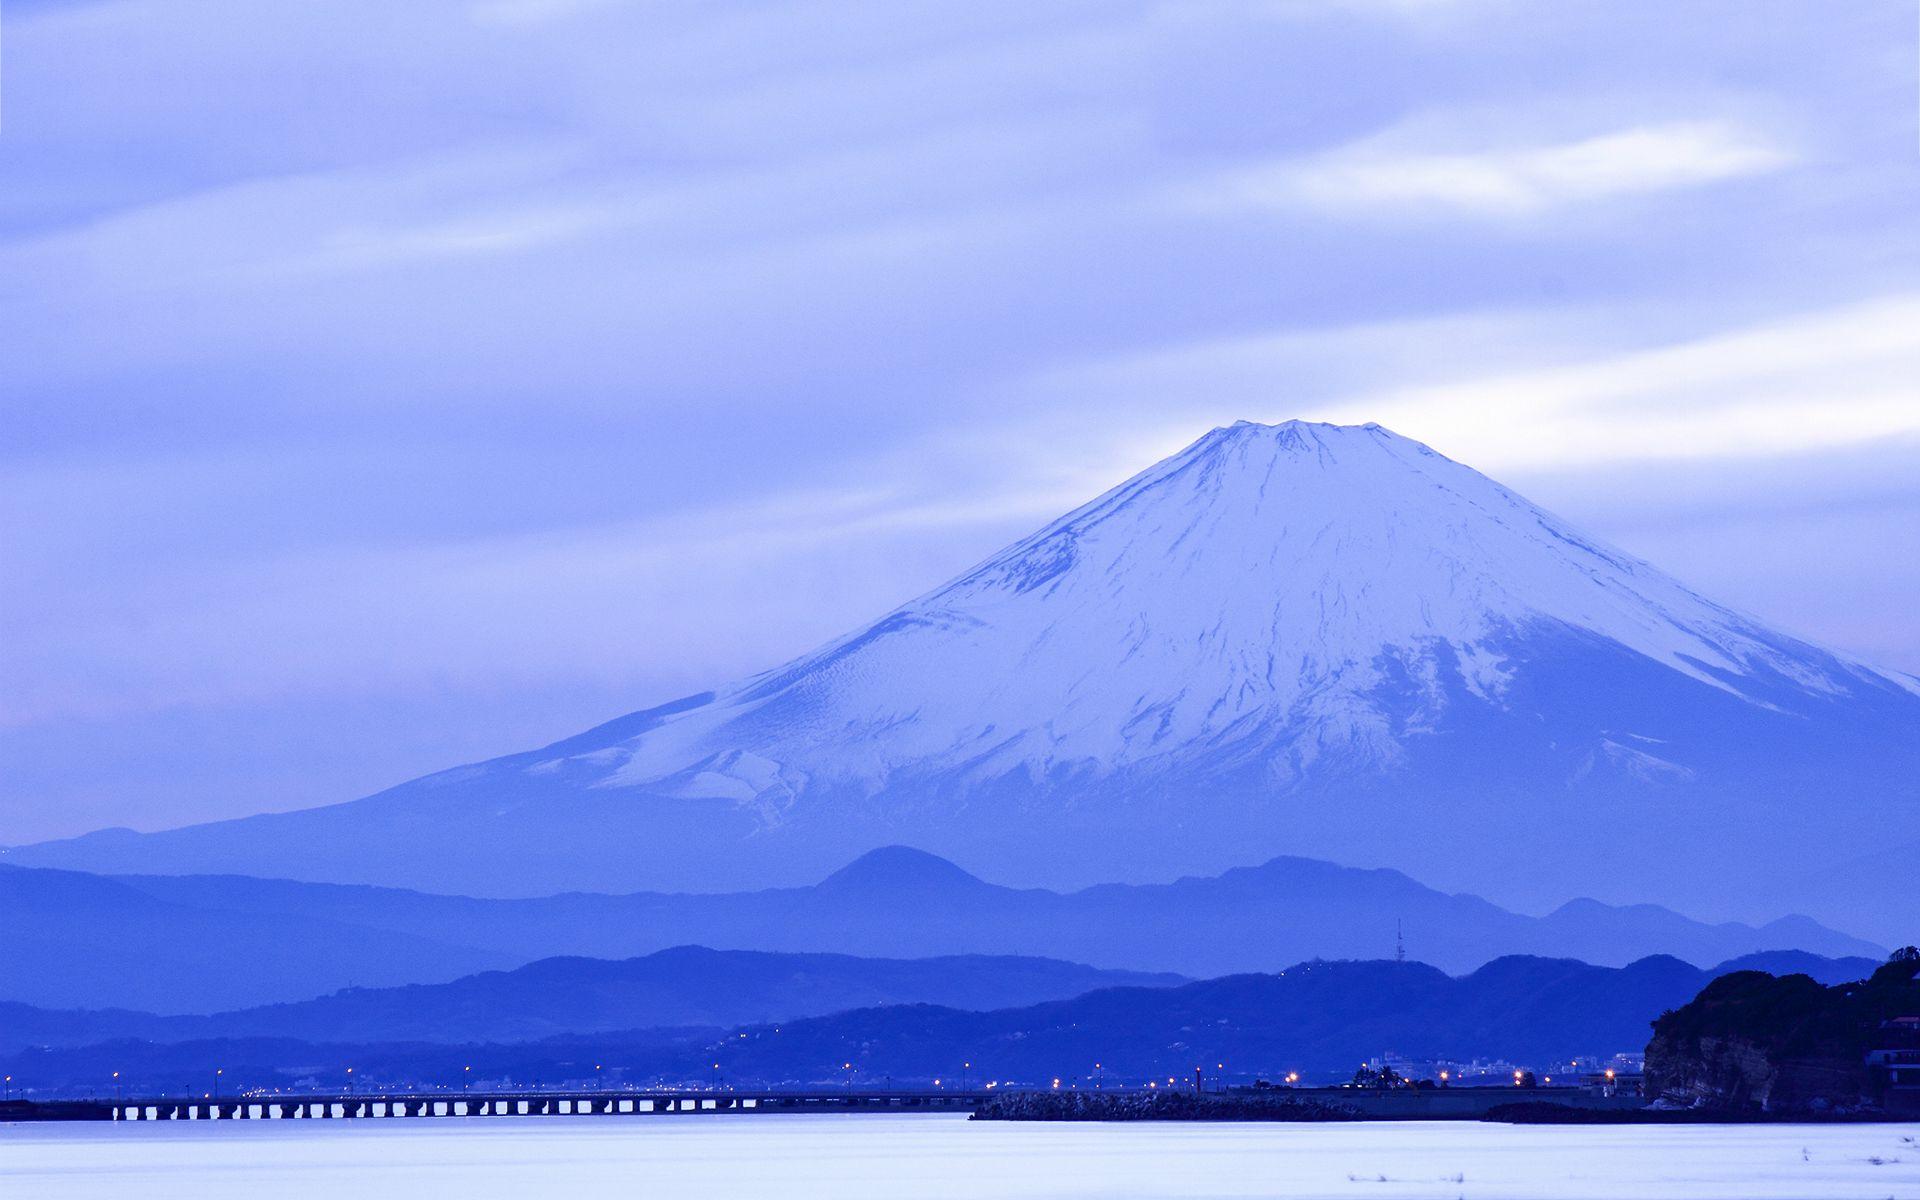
[1645,950,1919,1114]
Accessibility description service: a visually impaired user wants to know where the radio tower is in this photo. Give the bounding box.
[1395,920,1406,963]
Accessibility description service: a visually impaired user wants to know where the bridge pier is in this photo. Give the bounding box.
[24,1089,979,1123]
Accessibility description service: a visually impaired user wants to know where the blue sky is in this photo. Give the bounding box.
[3,0,1919,842]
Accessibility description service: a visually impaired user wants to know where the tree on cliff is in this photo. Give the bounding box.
[1643,950,1920,1113]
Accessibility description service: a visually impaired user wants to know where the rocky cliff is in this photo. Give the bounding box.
[1645,950,1919,1113]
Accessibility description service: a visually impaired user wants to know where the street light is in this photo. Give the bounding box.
[463,1065,472,1094]
[214,1068,223,1102]
[346,1067,355,1097]
[113,1071,121,1103]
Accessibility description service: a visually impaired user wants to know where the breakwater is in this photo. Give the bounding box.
[975,1087,1645,1122]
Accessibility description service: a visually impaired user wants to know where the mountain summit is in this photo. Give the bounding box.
[589,419,1905,801]
[13,421,1918,930]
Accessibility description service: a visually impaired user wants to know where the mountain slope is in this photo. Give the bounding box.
[0,849,1878,1013]
[618,953,1893,1086]
[15,954,1884,1095]
[0,946,1184,1052]
[0,864,506,1012]
[5,948,1872,1056]
[11,421,1917,927]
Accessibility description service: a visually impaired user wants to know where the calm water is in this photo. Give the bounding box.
[4,1113,1918,1199]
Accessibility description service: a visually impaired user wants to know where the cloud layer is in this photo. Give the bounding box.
[3,0,1918,840]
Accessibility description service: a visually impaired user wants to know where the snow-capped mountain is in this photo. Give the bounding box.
[600,420,1901,806]
[13,421,1918,932]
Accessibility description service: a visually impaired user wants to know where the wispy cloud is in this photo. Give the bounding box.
[1016,292,1920,477]
[1344,293,1920,467]
[468,0,623,26]
[1193,120,1794,217]
[5,0,1918,837]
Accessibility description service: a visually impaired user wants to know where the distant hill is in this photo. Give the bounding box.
[8,953,1887,1097]
[1704,949,1884,982]
[0,947,1182,1052]
[13,422,1918,942]
[0,863,506,1012]
[670,953,1889,1086]
[0,849,1881,1012]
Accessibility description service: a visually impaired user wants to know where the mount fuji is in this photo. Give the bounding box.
[12,421,1918,932]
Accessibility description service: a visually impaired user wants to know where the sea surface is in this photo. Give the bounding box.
[4,1113,1918,1199]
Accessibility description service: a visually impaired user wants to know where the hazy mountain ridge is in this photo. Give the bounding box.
[0,862,508,1012]
[5,952,1889,1096]
[688,953,1859,1084]
[10,421,1916,932]
[0,848,1880,1012]
[0,946,1184,1053]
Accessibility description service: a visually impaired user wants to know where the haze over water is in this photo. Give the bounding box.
[6,1115,1917,1200]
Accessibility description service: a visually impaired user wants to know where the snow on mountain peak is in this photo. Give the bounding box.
[14,419,1916,923]
[590,419,1895,807]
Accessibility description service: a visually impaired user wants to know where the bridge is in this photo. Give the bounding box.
[1,1085,1644,1124]
[1,1090,984,1123]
